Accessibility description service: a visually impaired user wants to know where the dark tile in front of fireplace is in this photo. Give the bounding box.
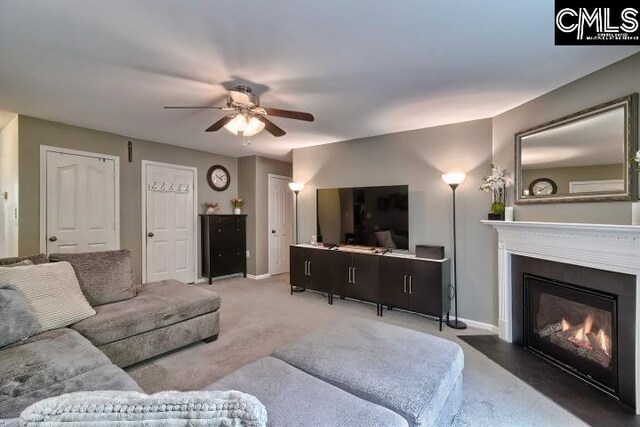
[459,334,639,427]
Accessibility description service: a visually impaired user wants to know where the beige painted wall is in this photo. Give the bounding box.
[18,116,238,282]
[0,115,19,257]
[522,164,623,195]
[238,155,292,276]
[493,52,640,224]
[293,119,498,326]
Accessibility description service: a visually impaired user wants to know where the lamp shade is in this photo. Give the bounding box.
[289,182,304,192]
[224,114,265,137]
[442,172,466,186]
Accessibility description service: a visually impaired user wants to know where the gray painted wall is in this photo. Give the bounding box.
[293,119,498,326]
[238,155,292,276]
[18,116,238,282]
[492,53,640,224]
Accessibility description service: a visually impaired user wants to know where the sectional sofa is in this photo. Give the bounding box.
[0,251,220,419]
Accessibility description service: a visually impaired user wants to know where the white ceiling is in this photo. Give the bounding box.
[0,1,638,161]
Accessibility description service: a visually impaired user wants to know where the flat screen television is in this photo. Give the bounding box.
[316,185,409,249]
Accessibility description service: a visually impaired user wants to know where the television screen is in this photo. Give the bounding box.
[316,185,409,249]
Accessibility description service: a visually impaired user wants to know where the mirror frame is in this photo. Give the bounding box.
[515,93,638,204]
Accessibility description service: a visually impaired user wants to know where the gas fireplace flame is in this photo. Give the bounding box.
[544,313,612,369]
[584,315,593,335]
[597,329,610,357]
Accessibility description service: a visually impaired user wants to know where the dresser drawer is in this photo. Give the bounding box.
[211,249,245,275]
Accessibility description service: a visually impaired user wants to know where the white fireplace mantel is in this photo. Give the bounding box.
[483,220,640,412]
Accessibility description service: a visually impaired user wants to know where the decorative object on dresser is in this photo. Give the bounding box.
[231,198,245,215]
[480,164,508,220]
[415,244,445,260]
[204,202,220,215]
[442,172,467,330]
[289,245,451,329]
[207,165,231,191]
[201,214,247,283]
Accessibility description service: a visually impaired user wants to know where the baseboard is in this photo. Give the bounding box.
[247,273,271,280]
[456,317,499,333]
[195,273,244,284]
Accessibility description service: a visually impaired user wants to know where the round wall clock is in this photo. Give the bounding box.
[207,165,230,191]
[529,178,557,196]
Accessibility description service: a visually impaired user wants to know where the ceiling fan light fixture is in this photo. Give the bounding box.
[224,114,265,137]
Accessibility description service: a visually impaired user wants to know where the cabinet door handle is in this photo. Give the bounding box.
[403,274,407,293]
[348,267,352,283]
[409,275,413,294]
[305,261,309,275]
[352,267,356,284]
[308,261,312,276]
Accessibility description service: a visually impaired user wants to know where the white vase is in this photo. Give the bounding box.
[234,207,241,215]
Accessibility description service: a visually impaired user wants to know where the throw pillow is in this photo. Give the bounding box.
[0,262,95,332]
[375,230,396,249]
[49,250,136,306]
[20,390,267,426]
[0,254,47,266]
[0,287,41,347]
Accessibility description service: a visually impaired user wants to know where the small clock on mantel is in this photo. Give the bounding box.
[207,165,230,191]
[529,178,557,196]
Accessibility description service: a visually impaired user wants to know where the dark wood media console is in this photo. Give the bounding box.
[290,245,451,329]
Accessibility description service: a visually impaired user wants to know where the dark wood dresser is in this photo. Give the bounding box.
[200,214,247,283]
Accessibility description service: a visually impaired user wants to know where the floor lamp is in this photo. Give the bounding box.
[442,172,467,330]
[289,182,305,293]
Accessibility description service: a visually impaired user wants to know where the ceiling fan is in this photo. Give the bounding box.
[164,85,314,138]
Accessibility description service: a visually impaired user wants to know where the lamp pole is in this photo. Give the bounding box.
[442,173,467,330]
[289,182,305,293]
[293,189,300,244]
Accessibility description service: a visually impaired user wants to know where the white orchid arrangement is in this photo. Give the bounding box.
[480,164,509,215]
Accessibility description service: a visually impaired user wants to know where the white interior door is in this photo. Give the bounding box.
[144,162,195,284]
[269,175,293,275]
[45,150,118,254]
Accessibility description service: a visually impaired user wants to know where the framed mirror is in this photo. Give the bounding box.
[515,94,638,204]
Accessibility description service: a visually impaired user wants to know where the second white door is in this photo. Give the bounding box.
[269,175,293,275]
[144,162,196,284]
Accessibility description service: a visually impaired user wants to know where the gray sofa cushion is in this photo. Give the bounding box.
[272,318,464,427]
[0,254,48,266]
[209,357,408,427]
[0,287,41,348]
[0,329,140,419]
[49,250,136,306]
[19,390,266,426]
[71,280,221,346]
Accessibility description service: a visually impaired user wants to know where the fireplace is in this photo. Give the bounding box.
[484,220,640,412]
[523,274,617,396]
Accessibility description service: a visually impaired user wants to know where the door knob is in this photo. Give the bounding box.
[49,236,57,242]
[271,229,276,234]
[147,232,155,237]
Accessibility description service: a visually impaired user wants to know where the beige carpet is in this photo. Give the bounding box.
[127,274,586,427]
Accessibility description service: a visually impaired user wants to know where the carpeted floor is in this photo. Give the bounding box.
[127,274,587,426]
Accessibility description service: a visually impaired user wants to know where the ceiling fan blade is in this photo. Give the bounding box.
[164,106,228,109]
[205,115,234,132]
[258,116,286,137]
[263,107,314,122]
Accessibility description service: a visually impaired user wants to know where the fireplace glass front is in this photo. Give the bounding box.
[524,274,618,396]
